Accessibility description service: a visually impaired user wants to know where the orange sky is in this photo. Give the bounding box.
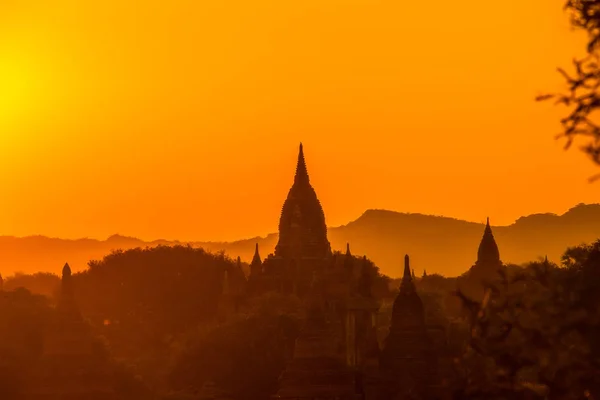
[0,0,597,242]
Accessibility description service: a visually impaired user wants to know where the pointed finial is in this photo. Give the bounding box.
[544,255,548,264]
[59,262,76,306]
[423,269,427,277]
[62,263,72,279]
[412,269,416,279]
[250,243,262,276]
[484,217,492,232]
[237,256,241,265]
[403,255,411,280]
[251,243,262,266]
[294,142,309,184]
[400,254,416,293]
[344,243,354,272]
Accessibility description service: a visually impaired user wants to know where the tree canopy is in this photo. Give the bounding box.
[538,0,600,178]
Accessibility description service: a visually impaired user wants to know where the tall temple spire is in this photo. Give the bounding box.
[403,255,411,280]
[294,142,309,185]
[400,255,415,293]
[250,243,262,278]
[252,243,261,264]
[61,263,73,299]
[275,143,332,260]
[344,243,354,276]
[57,262,81,320]
[476,217,501,266]
[383,253,429,377]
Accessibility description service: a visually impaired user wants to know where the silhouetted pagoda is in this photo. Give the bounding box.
[260,143,333,297]
[275,143,331,260]
[248,243,263,294]
[460,217,504,301]
[250,243,262,276]
[25,263,116,400]
[474,217,502,271]
[233,144,448,400]
[378,255,437,400]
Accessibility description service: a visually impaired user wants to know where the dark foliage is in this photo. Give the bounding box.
[168,314,300,400]
[454,240,600,399]
[537,1,600,178]
[65,245,243,390]
[74,246,237,344]
[3,272,60,299]
[0,288,51,399]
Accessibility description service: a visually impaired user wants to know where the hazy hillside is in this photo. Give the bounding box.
[1,203,599,278]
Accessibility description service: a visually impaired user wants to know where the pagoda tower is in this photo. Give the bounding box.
[249,243,263,277]
[25,263,116,400]
[460,218,504,301]
[248,243,264,295]
[379,255,437,400]
[263,143,332,296]
[274,143,331,260]
[344,243,354,280]
[474,217,502,270]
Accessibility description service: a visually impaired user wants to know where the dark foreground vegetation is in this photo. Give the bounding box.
[0,240,599,399]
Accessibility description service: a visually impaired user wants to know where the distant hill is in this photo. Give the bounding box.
[1,203,599,278]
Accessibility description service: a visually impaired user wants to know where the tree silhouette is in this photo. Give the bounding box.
[453,242,600,399]
[537,0,600,180]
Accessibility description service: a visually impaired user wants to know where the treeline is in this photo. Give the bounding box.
[0,245,392,399]
[453,240,600,399]
[2,241,600,399]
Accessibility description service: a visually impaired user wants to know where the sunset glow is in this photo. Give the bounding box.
[0,0,595,242]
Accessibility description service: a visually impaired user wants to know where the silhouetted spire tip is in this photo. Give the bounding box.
[294,143,309,184]
[62,263,71,278]
[403,254,411,279]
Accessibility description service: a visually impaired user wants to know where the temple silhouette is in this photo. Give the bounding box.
[24,264,116,400]
[222,143,504,400]
[30,143,505,400]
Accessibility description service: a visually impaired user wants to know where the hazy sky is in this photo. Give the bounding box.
[0,0,597,242]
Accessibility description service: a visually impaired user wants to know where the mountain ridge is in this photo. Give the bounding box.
[1,203,599,278]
